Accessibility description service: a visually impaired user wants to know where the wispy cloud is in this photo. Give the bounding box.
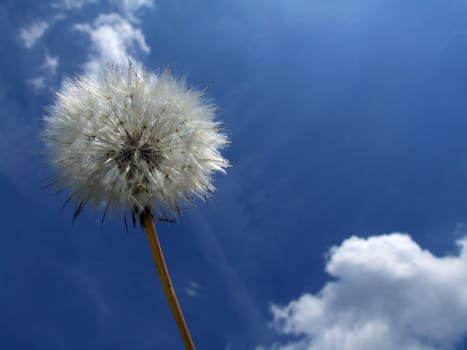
[190,214,269,346]
[43,54,59,75]
[260,233,467,350]
[74,13,150,76]
[53,0,154,15]
[185,281,201,297]
[112,0,154,22]
[19,20,49,49]
[28,76,46,90]
[28,54,60,92]
[51,0,98,10]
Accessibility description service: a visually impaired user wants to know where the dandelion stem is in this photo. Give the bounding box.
[142,210,196,350]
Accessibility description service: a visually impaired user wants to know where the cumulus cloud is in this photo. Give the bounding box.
[259,233,467,350]
[74,13,150,76]
[19,20,49,48]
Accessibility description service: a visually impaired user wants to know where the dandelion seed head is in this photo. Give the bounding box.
[43,62,229,220]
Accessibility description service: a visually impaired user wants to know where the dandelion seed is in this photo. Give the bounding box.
[43,61,229,350]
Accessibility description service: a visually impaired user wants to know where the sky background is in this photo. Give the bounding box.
[3,0,467,349]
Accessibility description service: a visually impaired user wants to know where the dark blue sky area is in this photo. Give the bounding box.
[2,0,467,349]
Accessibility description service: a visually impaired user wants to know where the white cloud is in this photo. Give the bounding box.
[28,76,46,90]
[28,54,60,92]
[53,0,154,15]
[74,13,150,76]
[185,281,201,297]
[19,20,49,48]
[43,54,59,75]
[51,0,98,10]
[112,0,154,22]
[260,233,467,350]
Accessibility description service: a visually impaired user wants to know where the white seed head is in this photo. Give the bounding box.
[43,62,229,220]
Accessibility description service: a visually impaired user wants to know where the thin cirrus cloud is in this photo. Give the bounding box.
[74,13,150,76]
[52,0,154,20]
[259,233,467,350]
[112,0,154,22]
[19,20,49,49]
[51,0,99,10]
[28,54,60,90]
[184,281,201,297]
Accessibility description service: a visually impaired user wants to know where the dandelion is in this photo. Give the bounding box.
[43,61,229,350]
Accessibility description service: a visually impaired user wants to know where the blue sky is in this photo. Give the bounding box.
[3,0,467,349]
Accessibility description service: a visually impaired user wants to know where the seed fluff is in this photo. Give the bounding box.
[43,61,229,223]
